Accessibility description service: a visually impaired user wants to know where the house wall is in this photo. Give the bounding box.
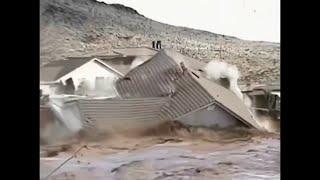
[40,84,51,95]
[76,97,168,136]
[59,60,119,91]
[40,60,120,97]
[40,83,65,96]
[177,104,242,129]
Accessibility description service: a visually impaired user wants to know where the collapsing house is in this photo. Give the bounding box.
[40,48,262,143]
[40,57,122,97]
[96,46,159,76]
[241,82,280,121]
[40,47,159,97]
[114,49,261,129]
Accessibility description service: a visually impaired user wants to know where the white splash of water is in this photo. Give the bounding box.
[200,60,280,132]
[49,95,83,133]
[202,60,243,100]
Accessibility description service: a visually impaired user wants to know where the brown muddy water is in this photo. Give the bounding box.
[40,121,280,180]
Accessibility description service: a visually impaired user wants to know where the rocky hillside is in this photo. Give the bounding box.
[40,0,280,84]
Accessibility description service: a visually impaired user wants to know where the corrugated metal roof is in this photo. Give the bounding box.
[116,50,214,121]
[40,57,92,82]
[195,76,260,129]
[163,49,206,71]
[75,97,169,132]
[98,56,136,76]
[113,47,159,56]
[115,49,260,129]
[98,55,155,76]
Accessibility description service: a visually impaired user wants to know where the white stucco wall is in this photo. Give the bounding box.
[177,104,241,129]
[40,83,64,96]
[59,60,119,91]
[40,84,51,95]
[40,60,120,97]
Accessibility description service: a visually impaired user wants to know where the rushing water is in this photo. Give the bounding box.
[40,123,280,180]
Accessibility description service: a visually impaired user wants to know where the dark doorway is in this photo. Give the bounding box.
[65,78,75,94]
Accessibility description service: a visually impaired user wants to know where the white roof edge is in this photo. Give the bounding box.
[91,58,125,77]
[57,58,124,82]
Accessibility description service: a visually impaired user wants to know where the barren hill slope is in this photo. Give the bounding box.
[40,0,280,84]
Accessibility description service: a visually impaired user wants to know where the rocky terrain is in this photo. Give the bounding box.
[40,0,280,84]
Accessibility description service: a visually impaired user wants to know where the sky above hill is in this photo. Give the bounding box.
[100,0,280,43]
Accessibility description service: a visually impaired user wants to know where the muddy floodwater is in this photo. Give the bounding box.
[40,124,280,180]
